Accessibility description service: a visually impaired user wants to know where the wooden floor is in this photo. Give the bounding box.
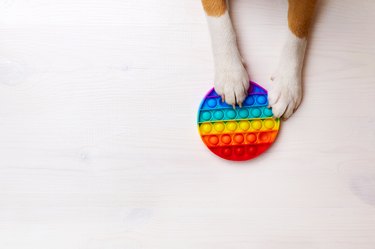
[0,0,375,248]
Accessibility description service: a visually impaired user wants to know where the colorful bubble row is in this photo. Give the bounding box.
[199,118,280,135]
[209,143,271,160]
[201,94,268,110]
[202,130,277,147]
[198,106,273,123]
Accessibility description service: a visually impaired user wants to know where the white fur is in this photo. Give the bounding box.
[268,31,307,119]
[206,11,249,106]
[206,9,307,118]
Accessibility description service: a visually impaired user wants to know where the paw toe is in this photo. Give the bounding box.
[282,104,295,120]
[235,86,247,104]
[224,90,236,106]
[268,73,302,119]
[214,69,249,107]
[268,88,279,107]
[271,101,288,118]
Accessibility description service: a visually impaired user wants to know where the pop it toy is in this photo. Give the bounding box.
[197,82,281,161]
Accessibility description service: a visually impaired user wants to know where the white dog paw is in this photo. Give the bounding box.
[268,72,302,120]
[214,64,249,107]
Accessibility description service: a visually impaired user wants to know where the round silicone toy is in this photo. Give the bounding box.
[197,82,280,161]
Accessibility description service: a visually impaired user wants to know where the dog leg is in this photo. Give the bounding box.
[202,0,249,107]
[269,0,317,119]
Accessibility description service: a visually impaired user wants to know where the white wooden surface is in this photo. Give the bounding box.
[0,0,375,248]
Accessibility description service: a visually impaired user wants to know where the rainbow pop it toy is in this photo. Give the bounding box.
[197,82,281,161]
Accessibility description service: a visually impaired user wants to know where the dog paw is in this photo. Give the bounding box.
[214,64,249,107]
[268,72,302,120]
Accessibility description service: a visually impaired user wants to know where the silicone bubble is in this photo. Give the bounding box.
[198,81,281,161]
[201,111,212,121]
[213,110,224,120]
[207,98,217,108]
[208,135,219,146]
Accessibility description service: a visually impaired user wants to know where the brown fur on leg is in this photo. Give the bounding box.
[202,0,227,17]
[288,0,318,38]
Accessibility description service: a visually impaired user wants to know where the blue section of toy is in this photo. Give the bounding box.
[198,106,273,123]
[198,84,272,123]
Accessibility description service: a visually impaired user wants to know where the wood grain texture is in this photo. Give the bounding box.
[0,0,375,248]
